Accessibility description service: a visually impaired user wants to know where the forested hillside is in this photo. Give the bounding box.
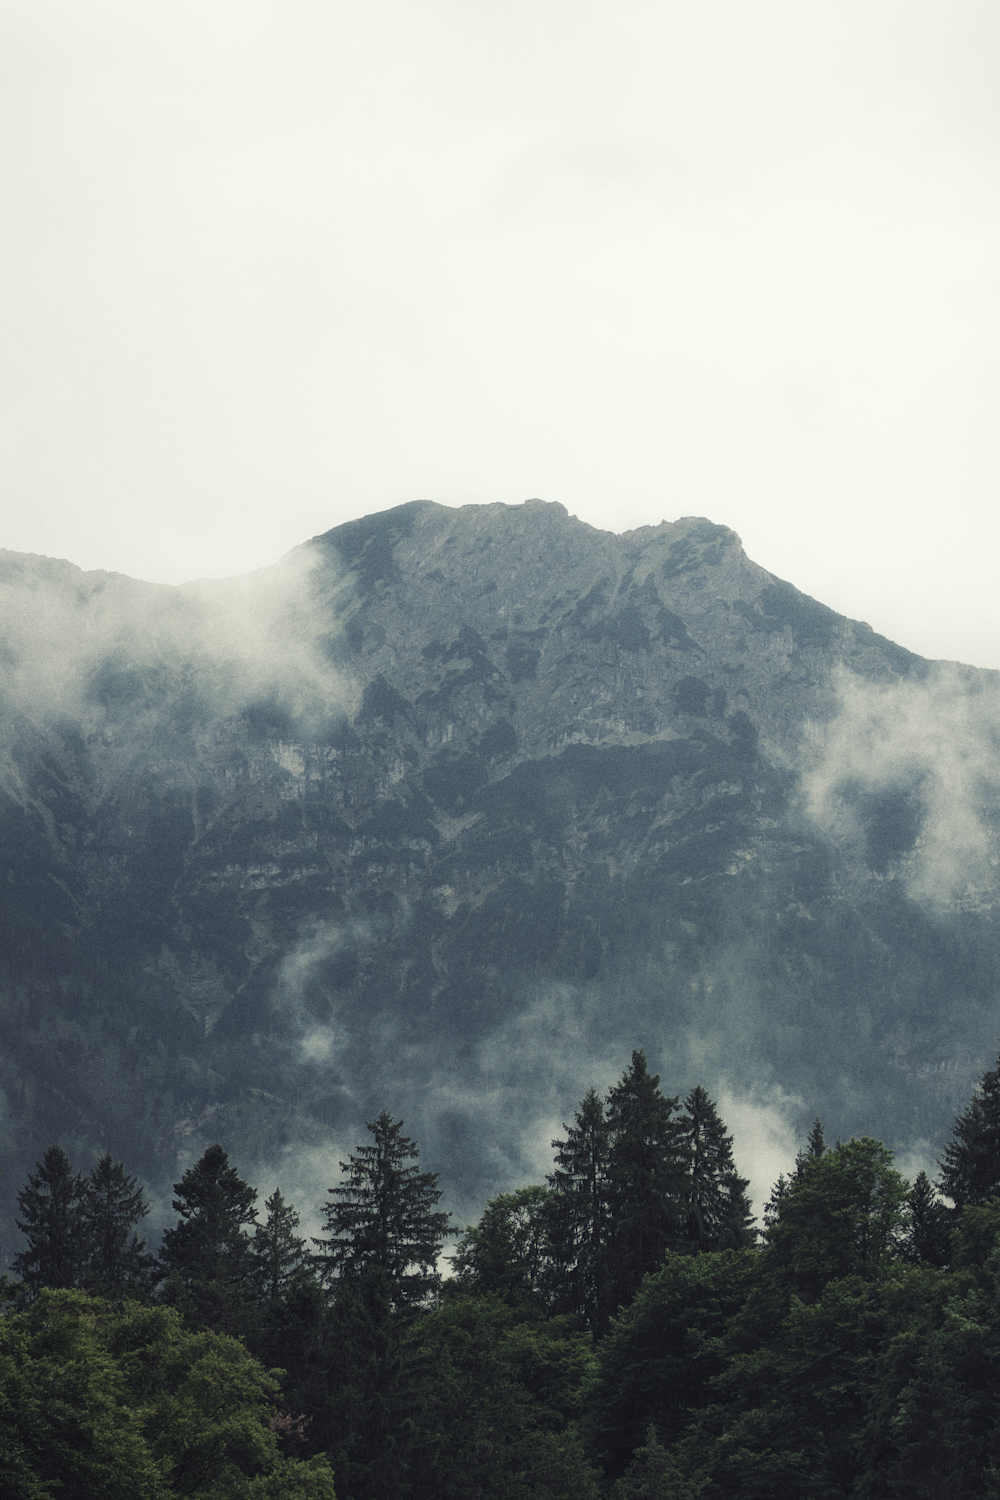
[3,499,1000,1255]
[5,1051,1000,1498]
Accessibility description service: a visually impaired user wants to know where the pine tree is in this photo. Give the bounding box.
[313,1113,450,1500]
[610,1425,697,1499]
[12,1145,86,1299]
[81,1154,157,1300]
[807,1117,826,1158]
[764,1137,910,1298]
[244,1188,329,1429]
[604,1052,686,1313]
[546,1087,613,1334]
[905,1169,952,1268]
[763,1172,788,1232]
[676,1086,755,1251]
[249,1188,311,1304]
[313,1111,451,1308]
[939,1052,1000,1209]
[159,1143,258,1334]
[792,1117,827,1181]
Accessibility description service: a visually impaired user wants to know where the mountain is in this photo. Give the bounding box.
[1,498,998,1251]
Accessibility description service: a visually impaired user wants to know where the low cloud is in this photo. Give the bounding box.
[715,1083,802,1217]
[801,664,1000,906]
[0,544,355,747]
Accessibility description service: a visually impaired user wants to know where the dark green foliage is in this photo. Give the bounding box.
[313,1111,451,1307]
[243,1190,334,1434]
[610,1426,697,1499]
[12,1145,86,1299]
[694,1274,893,1498]
[545,1065,753,1338]
[588,1250,758,1478]
[763,1137,910,1301]
[81,1153,157,1300]
[14,1063,1000,1499]
[451,1185,555,1315]
[677,1086,755,1251]
[604,1052,687,1314]
[409,1295,600,1500]
[905,1170,952,1268]
[250,1189,312,1303]
[0,1288,338,1499]
[940,1049,1000,1210]
[546,1087,613,1336]
[806,1117,826,1158]
[158,1143,259,1335]
[320,1272,411,1500]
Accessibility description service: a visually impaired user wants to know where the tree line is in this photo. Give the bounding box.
[4,1047,1000,1497]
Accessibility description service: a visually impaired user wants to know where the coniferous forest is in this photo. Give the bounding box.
[5,1050,1000,1498]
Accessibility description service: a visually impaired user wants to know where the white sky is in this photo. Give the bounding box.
[3,1,1000,665]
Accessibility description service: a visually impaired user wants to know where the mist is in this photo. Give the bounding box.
[802,663,1000,907]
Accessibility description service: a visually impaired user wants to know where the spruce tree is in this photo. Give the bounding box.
[249,1188,311,1303]
[676,1086,755,1251]
[939,1052,1000,1209]
[610,1425,697,1499]
[764,1137,910,1298]
[313,1111,451,1307]
[905,1169,952,1268]
[313,1113,450,1500]
[81,1154,157,1300]
[604,1051,686,1313]
[159,1143,258,1334]
[763,1172,788,1232]
[245,1189,330,1426]
[12,1144,86,1299]
[807,1117,826,1158]
[546,1087,613,1334]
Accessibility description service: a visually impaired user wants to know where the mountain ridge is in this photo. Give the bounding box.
[0,499,997,1253]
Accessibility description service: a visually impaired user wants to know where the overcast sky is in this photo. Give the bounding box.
[3,2,1000,665]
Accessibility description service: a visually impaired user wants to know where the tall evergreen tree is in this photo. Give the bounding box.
[904,1169,952,1269]
[676,1086,755,1251]
[159,1143,258,1334]
[939,1051,1000,1209]
[249,1188,311,1304]
[546,1087,613,1334]
[807,1117,826,1158]
[604,1051,686,1313]
[244,1188,331,1434]
[313,1111,451,1307]
[763,1172,789,1232]
[764,1137,910,1299]
[313,1112,450,1500]
[610,1425,698,1500]
[81,1153,157,1300]
[12,1145,86,1299]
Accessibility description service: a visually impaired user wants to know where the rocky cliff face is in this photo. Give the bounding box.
[1,500,998,1245]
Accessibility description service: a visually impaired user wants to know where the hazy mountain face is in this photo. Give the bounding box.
[2,500,999,1250]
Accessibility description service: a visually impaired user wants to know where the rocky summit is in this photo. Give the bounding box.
[2,498,999,1246]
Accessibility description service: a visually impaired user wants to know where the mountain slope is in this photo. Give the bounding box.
[0,500,997,1247]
